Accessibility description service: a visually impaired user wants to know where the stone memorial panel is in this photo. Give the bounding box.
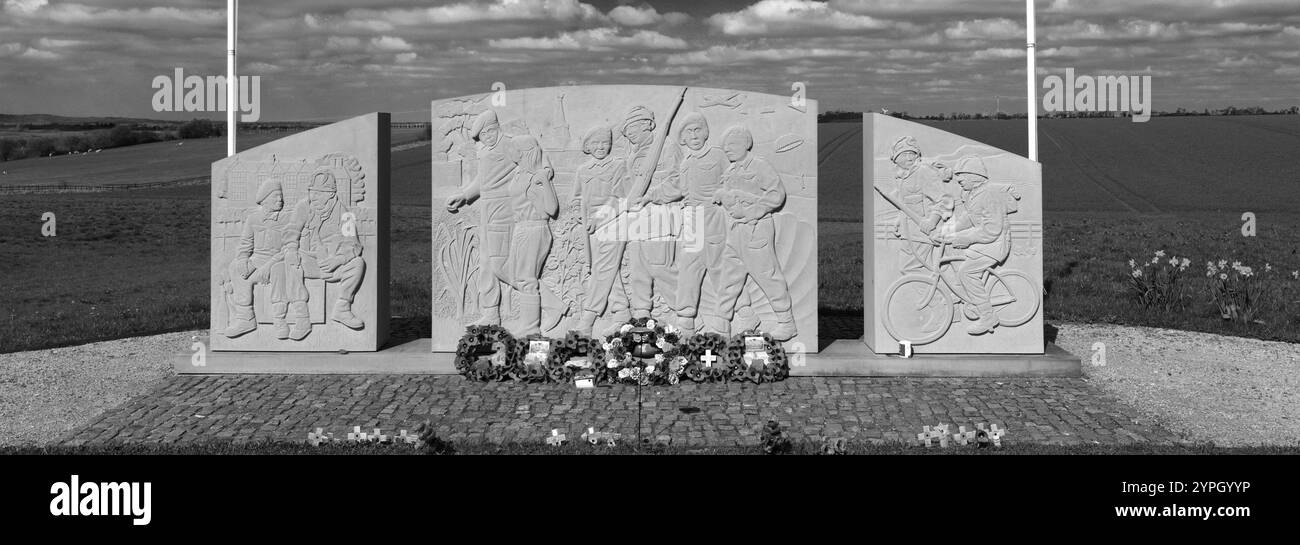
[210,112,389,352]
[430,86,817,351]
[864,113,1043,354]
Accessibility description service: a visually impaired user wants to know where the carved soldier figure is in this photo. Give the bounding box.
[620,105,681,321]
[713,126,796,340]
[571,125,632,336]
[889,136,955,272]
[223,177,291,339]
[936,155,1014,335]
[636,112,727,335]
[282,169,367,340]
[445,110,552,326]
[505,135,558,336]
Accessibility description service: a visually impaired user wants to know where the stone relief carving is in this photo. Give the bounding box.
[432,219,480,322]
[212,112,388,352]
[431,86,818,351]
[217,155,369,341]
[865,114,1043,354]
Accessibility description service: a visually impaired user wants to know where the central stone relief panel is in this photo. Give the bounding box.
[430,86,817,351]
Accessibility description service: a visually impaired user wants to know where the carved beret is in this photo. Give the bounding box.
[254,176,282,205]
[468,110,499,140]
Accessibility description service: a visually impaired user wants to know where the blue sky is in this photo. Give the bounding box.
[1,0,1297,121]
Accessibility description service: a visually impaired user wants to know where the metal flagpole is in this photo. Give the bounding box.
[227,0,237,157]
[1026,0,1037,161]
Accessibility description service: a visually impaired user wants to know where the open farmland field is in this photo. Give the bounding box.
[0,127,426,188]
[0,134,284,187]
[1,116,1298,353]
[818,115,1300,221]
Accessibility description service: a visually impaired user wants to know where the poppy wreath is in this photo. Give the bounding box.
[509,333,569,383]
[551,331,600,383]
[454,324,518,382]
[601,317,687,385]
[724,330,789,383]
[679,332,733,382]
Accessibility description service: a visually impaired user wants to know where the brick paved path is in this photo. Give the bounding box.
[60,375,1185,447]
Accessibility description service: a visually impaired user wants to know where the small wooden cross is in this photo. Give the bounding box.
[307,428,330,446]
[700,349,719,368]
[952,426,977,446]
[917,425,934,447]
[933,424,950,448]
[546,429,567,447]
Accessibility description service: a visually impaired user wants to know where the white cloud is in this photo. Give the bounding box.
[42,4,224,27]
[607,5,690,27]
[708,0,889,36]
[0,41,57,60]
[395,52,418,64]
[489,27,688,51]
[244,62,283,74]
[326,36,363,51]
[970,48,1023,60]
[945,18,1021,40]
[35,38,84,49]
[370,36,413,52]
[348,0,606,27]
[666,44,858,65]
[19,47,58,60]
[3,0,45,15]
[609,5,661,26]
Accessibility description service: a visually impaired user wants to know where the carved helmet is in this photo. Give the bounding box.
[308,169,338,193]
[891,136,921,161]
[953,155,989,179]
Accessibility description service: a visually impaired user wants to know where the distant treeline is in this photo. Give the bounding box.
[818,105,1300,122]
[0,119,224,161]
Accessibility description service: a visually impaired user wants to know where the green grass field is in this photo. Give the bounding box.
[0,128,426,187]
[1,117,1298,353]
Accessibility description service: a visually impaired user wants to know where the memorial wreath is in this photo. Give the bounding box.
[453,319,789,385]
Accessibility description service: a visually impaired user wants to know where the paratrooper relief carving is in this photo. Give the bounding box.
[431,86,818,351]
[866,113,1043,354]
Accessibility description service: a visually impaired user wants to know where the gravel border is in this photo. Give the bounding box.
[0,331,193,447]
[3,323,1296,448]
[1054,322,1300,447]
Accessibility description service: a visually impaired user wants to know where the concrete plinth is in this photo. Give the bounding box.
[176,336,454,375]
[795,339,1081,377]
[177,337,1079,377]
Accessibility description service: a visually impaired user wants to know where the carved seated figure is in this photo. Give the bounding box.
[224,177,291,338]
[935,156,1014,336]
[282,170,367,340]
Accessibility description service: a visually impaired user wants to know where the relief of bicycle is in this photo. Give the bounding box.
[877,140,1040,347]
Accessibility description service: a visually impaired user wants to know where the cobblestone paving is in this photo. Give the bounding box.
[60,375,1185,447]
[57,316,1185,448]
